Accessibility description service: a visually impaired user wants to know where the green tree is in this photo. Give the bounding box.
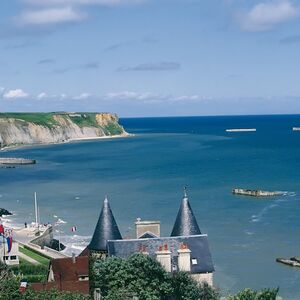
[91,253,219,300]
[0,274,91,300]
[227,288,279,300]
[172,272,219,300]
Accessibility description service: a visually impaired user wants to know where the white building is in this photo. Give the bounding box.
[0,239,19,266]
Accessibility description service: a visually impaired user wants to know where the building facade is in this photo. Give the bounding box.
[88,190,214,289]
[0,240,19,266]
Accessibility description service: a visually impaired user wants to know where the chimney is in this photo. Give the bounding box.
[138,244,149,255]
[72,252,76,264]
[135,218,160,238]
[155,244,172,272]
[177,243,191,272]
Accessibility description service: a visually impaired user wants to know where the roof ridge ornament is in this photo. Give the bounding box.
[183,186,188,199]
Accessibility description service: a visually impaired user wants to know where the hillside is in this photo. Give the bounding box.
[0,112,128,149]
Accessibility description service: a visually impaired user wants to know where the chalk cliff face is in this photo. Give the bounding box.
[0,113,128,148]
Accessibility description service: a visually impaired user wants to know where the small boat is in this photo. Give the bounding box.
[232,188,283,197]
[276,258,300,267]
[225,128,256,132]
[292,127,300,131]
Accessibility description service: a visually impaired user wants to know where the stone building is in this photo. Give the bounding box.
[87,190,214,287]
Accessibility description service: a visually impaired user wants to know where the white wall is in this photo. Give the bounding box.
[0,241,19,265]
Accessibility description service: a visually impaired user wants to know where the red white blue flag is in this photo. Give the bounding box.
[71,226,77,232]
[6,236,13,253]
[0,224,4,236]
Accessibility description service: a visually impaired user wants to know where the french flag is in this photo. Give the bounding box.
[7,236,13,253]
[71,226,77,232]
[0,224,4,236]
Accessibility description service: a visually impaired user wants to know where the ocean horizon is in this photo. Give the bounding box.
[1,114,300,299]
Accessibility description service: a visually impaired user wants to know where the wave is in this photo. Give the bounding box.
[250,191,296,223]
[58,234,91,256]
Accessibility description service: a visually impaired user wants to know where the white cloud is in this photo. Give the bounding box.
[23,0,146,7]
[104,91,208,103]
[3,89,29,99]
[17,7,86,25]
[36,92,48,99]
[73,92,91,99]
[237,0,300,31]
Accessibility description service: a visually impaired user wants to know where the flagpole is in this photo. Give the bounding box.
[3,235,6,265]
[34,192,38,227]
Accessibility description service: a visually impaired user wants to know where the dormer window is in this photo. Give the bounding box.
[191,258,198,265]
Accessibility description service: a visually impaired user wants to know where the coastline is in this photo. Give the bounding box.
[0,132,134,152]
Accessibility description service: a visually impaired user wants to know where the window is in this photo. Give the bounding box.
[191,258,198,265]
[78,275,89,281]
[3,256,9,261]
[10,256,17,260]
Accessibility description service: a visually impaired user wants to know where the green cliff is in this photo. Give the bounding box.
[0,112,128,148]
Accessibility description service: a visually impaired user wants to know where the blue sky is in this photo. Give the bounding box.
[1,0,300,117]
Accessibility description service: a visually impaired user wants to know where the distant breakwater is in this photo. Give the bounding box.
[0,158,36,165]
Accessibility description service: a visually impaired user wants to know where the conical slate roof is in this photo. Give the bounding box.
[171,189,201,237]
[88,196,122,251]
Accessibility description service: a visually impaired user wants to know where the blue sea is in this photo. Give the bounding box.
[1,115,300,299]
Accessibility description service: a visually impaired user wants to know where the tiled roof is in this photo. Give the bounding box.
[171,195,201,237]
[107,235,214,274]
[88,197,122,251]
[50,256,89,282]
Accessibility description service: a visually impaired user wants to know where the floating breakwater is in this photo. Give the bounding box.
[0,158,36,165]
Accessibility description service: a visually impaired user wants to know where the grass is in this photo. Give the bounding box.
[0,112,124,134]
[68,113,98,127]
[104,122,124,135]
[0,113,58,127]
[10,259,48,283]
[19,246,50,266]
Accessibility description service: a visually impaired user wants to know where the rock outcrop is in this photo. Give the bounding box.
[0,208,12,217]
[0,113,128,148]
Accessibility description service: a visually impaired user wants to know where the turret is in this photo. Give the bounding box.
[88,196,122,256]
[171,188,201,237]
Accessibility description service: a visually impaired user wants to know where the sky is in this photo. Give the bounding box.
[1,0,300,117]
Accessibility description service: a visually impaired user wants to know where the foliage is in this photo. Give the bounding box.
[11,260,48,275]
[0,113,58,127]
[92,254,173,300]
[91,253,219,300]
[227,288,279,300]
[172,272,219,300]
[103,122,124,135]
[0,208,12,217]
[68,114,98,127]
[0,276,91,300]
[0,113,124,135]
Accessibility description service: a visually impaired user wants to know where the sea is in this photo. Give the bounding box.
[1,114,300,299]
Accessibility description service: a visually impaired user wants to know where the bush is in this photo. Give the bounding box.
[91,253,219,300]
[227,288,279,300]
[0,277,91,300]
[172,272,219,300]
